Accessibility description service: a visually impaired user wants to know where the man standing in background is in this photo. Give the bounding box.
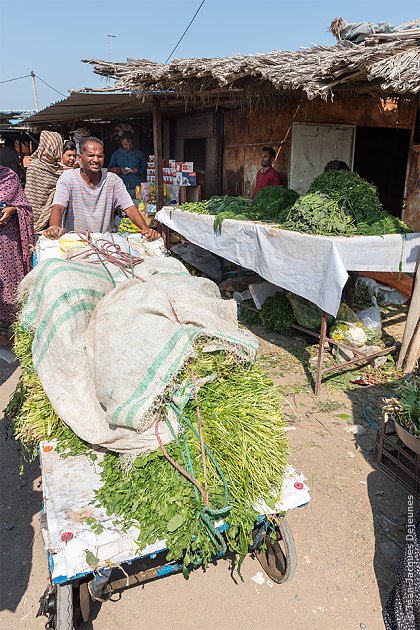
[108,131,146,196]
[252,146,281,197]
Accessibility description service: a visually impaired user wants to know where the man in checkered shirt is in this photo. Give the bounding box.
[108,131,147,196]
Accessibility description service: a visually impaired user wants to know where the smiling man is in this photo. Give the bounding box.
[44,137,159,240]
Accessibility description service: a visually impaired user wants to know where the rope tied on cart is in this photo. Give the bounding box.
[66,231,146,281]
[155,398,232,556]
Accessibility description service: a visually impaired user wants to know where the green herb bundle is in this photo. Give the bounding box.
[96,352,287,574]
[5,324,89,458]
[250,186,299,222]
[179,187,298,234]
[308,170,410,235]
[241,294,296,336]
[284,193,356,236]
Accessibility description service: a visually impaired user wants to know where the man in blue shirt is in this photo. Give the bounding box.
[108,131,146,195]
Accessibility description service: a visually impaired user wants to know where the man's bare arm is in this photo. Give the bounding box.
[44,204,66,239]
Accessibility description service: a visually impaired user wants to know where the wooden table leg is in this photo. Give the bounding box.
[315,312,328,396]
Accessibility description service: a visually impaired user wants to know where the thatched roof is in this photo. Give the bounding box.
[83,28,420,102]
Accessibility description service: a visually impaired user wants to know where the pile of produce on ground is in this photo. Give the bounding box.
[240,290,333,336]
[177,172,409,237]
[240,293,296,336]
[6,324,287,575]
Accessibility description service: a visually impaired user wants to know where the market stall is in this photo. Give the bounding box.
[156,206,420,316]
[156,206,420,392]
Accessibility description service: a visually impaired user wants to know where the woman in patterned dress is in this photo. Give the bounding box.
[24,130,63,234]
[0,166,34,345]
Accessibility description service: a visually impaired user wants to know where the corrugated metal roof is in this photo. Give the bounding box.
[22,91,198,125]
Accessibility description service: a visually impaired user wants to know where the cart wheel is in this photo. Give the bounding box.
[55,583,74,630]
[79,582,91,624]
[253,518,297,584]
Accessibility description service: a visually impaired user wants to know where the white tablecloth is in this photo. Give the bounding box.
[157,207,420,316]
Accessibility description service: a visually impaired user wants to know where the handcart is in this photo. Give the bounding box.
[37,442,310,630]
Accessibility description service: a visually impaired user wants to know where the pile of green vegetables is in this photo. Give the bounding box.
[97,351,287,573]
[7,324,288,575]
[240,293,296,336]
[178,171,409,237]
[283,193,356,236]
[5,325,89,458]
[308,170,409,235]
[180,186,298,234]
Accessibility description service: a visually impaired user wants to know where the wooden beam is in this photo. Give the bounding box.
[403,320,420,374]
[152,97,165,211]
[398,252,420,371]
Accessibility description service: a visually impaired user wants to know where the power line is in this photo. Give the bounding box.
[35,74,67,98]
[0,74,31,85]
[164,0,206,64]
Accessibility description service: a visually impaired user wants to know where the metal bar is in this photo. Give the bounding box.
[315,313,327,396]
[90,567,112,599]
[107,562,184,593]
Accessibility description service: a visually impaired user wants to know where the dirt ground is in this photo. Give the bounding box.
[0,307,416,630]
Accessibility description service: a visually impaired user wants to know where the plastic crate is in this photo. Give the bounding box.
[374,415,420,498]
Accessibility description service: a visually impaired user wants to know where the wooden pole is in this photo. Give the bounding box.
[403,321,420,374]
[152,97,164,211]
[30,71,39,112]
[315,313,328,395]
[398,252,420,371]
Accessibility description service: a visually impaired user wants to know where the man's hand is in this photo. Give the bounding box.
[0,206,16,227]
[43,225,65,240]
[141,227,160,241]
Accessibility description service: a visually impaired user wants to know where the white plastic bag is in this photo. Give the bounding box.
[329,303,367,347]
[357,297,382,344]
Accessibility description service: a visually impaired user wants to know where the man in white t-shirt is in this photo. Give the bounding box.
[44,137,159,240]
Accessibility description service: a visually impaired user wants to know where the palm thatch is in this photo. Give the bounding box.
[83,28,420,102]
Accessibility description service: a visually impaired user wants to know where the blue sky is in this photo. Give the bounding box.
[0,0,418,111]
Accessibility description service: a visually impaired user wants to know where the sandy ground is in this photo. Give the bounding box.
[0,311,415,630]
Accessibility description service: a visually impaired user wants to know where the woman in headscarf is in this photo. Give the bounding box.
[0,166,34,345]
[25,130,63,234]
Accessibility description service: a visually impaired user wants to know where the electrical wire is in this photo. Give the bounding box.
[164,0,206,64]
[0,74,31,85]
[35,75,66,98]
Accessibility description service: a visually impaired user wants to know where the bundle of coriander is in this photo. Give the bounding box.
[240,294,296,336]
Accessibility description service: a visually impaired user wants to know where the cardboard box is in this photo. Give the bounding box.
[181,162,194,172]
[184,172,196,186]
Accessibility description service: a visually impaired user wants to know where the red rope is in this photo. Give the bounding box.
[67,232,145,280]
